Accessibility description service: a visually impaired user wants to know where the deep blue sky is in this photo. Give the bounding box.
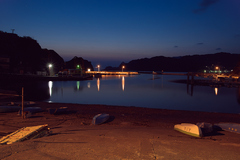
[1,0,240,68]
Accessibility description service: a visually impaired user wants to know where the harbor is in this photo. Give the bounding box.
[85,71,139,76]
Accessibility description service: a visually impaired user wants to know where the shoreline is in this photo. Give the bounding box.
[1,101,240,159]
[1,101,240,127]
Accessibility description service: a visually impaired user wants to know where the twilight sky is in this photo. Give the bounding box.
[1,0,240,68]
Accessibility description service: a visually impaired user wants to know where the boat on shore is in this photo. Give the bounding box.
[48,107,68,115]
[214,123,240,134]
[92,113,110,125]
[17,107,42,116]
[10,101,36,107]
[0,106,21,113]
[174,123,203,138]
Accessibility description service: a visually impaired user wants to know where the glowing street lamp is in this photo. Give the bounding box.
[122,65,125,72]
[48,64,52,69]
[97,65,100,72]
[48,64,53,76]
[215,66,220,74]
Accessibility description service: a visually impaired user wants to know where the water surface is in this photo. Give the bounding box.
[47,74,240,114]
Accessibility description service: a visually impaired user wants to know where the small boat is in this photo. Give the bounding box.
[214,123,240,134]
[0,124,50,145]
[174,123,203,138]
[48,107,68,115]
[0,106,21,113]
[92,113,110,125]
[18,107,42,115]
[10,101,36,107]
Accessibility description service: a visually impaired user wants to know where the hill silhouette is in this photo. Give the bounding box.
[106,53,240,72]
[1,30,239,74]
[0,31,93,74]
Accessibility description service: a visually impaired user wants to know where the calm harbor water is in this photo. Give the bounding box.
[46,74,240,114]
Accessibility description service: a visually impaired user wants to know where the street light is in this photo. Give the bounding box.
[48,64,53,76]
[97,65,100,72]
[122,65,125,72]
[215,66,220,74]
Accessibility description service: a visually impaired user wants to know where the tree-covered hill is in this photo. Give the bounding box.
[120,53,240,72]
[0,31,93,74]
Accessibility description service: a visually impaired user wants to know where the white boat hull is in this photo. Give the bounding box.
[92,113,109,125]
[174,123,202,138]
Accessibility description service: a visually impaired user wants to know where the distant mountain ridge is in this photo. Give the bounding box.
[1,30,239,73]
[110,53,240,72]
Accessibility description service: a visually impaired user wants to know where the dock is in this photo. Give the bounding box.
[85,71,138,75]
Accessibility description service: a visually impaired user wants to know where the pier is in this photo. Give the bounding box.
[85,71,138,75]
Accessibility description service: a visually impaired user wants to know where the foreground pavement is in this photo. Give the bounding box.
[0,102,240,159]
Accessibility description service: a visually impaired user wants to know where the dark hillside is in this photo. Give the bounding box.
[0,31,64,74]
[124,53,240,72]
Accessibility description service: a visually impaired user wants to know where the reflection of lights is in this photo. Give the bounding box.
[97,78,100,91]
[77,81,80,90]
[48,81,53,96]
[88,82,91,88]
[122,76,125,91]
[215,88,218,95]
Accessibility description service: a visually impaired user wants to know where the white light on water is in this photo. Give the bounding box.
[48,81,53,96]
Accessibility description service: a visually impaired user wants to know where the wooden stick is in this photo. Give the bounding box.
[22,87,24,119]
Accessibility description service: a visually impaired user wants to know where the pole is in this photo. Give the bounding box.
[22,87,24,119]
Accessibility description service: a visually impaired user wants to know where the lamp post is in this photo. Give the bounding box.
[48,64,53,76]
[122,65,125,72]
[215,66,220,74]
[97,65,100,72]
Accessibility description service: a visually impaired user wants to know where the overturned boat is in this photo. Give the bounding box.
[174,123,203,138]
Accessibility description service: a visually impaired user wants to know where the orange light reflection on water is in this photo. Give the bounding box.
[122,76,125,91]
[215,88,218,95]
[97,78,100,91]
